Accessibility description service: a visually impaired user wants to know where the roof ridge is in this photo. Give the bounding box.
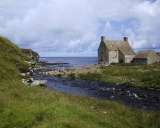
[103,39,135,55]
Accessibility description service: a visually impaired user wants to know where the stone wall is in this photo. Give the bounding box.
[125,55,135,63]
[148,55,160,64]
[118,50,125,63]
[108,50,119,64]
[98,41,107,64]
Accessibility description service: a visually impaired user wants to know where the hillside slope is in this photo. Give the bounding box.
[0,36,159,128]
[0,36,29,81]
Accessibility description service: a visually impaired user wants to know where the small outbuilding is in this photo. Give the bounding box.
[133,50,160,64]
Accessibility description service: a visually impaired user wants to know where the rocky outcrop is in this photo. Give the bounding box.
[22,78,47,86]
[21,48,39,63]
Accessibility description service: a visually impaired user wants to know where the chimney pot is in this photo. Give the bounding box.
[101,36,106,41]
[124,37,128,41]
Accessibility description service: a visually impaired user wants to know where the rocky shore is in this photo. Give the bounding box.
[22,62,160,110]
[19,57,160,110]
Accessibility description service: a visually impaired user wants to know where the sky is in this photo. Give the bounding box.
[0,0,160,57]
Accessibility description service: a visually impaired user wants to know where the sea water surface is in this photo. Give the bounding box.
[40,57,98,67]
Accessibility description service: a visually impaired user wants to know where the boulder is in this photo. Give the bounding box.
[31,80,47,86]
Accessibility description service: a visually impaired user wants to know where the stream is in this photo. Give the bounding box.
[33,72,160,111]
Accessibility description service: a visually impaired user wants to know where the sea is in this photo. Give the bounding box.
[40,57,98,67]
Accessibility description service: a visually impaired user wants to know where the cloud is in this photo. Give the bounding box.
[0,0,160,56]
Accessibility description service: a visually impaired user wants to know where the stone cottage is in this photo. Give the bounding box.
[133,50,160,64]
[98,36,135,64]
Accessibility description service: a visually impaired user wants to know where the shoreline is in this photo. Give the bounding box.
[28,63,160,111]
[42,63,160,90]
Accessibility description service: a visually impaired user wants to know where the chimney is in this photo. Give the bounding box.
[123,37,128,42]
[101,36,106,42]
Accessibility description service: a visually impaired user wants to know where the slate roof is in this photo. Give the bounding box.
[103,39,135,55]
[135,50,159,59]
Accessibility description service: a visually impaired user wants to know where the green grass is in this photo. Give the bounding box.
[78,64,160,89]
[0,36,160,128]
[0,80,160,128]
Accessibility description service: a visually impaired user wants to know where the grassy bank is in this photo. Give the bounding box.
[1,80,160,128]
[76,64,160,89]
[0,36,160,128]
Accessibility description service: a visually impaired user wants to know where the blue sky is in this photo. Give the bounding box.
[0,0,160,56]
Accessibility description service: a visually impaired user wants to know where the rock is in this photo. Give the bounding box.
[110,95,114,99]
[103,111,107,114]
[22,79,29,85]
[132,93,140,99]
[99,87,115,92]
[90,106,95,110]
[31,80,47,86]
[26,72,30,76]
[127,90,132,97]
[22,77,47,87]
[20,73,26,77]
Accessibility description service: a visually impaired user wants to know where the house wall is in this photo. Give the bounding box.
[105,47,109,64]
[125,55,135,63]
[148,55,160,64]
[98,42,107,64]
[118,50,134,63]
[118,50,125,63]
[108,50,119,64]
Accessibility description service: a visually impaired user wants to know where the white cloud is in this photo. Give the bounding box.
[0,0,160,56]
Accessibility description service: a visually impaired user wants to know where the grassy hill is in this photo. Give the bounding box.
[0,36,160,128]
[0,36,29,80]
